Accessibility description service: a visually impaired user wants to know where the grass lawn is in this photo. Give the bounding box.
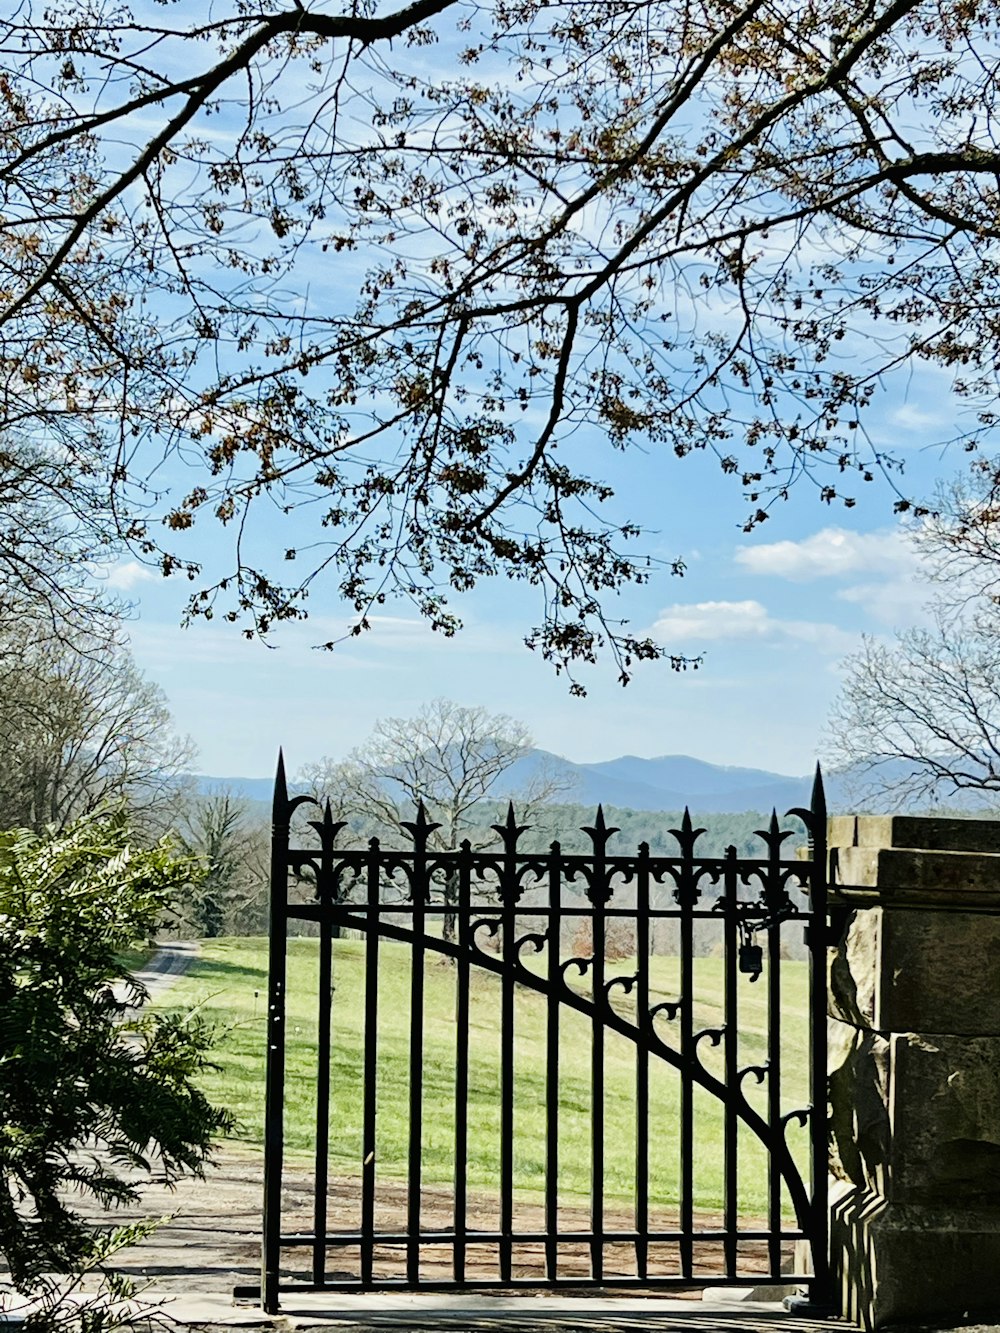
[161,937,813,1219]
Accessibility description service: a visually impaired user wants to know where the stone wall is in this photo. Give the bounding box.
[827,815,1000,1329]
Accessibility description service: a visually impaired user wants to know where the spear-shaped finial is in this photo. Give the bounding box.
[400,800,442,848]
[753,808,794,866]
[491,800,530,852]
[582,804,621,855]
[272,748,288,822]
[811,762,827,825]
[669,806,706,858]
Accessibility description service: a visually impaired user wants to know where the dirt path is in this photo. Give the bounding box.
[89,1157,783,1298]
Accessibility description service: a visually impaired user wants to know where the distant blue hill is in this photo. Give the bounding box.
[491,749,836,814]
[194,775,279,804]
[195,752,856,815]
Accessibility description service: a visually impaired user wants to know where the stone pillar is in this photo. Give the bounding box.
[827,815,1000,1330]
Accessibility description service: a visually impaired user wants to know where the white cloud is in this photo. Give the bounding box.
[128,607,518,675]
[735,526,918,582]
[835,578,935,628]
[103,560,156,591]
[733,522,948,631]
[889,403,949,432]
[649,599,855,653]
[652,599,771,640]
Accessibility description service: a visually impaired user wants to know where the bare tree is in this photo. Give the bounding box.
[827,605,1000,810]
[826,457,1000,809]
[301,699,573,937]
[910,457,1000,610]
[0,435,123,642]
[4,0,1000,680]
[0,631,194,832]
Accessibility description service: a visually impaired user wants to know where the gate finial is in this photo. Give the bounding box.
[668,807,705,859]
[492,801,530,853]
[400,800,442,849]
[810,762,827,825]
[582,804,621,855]
[273,749,289,822]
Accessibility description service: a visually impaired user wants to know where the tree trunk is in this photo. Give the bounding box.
[442,871,458,944]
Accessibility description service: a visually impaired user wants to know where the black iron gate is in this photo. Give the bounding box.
[258,756,830,1311]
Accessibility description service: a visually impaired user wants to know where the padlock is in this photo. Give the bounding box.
[739,941,763,980]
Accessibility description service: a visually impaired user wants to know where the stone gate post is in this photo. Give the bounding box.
[826,815,1000,1329]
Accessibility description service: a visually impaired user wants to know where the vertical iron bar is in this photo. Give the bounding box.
[452,843,472,1283]
[312,910,333,1286]
[406,819,429,1285]
[544,842,562,1282]
[808,766,830,1301]
[723,847,738,1279]
[262,752,290,1315]
[590,858,606,1280]
[499,853,516,1282]
[361,839,381,1287]
[766,821,782,1278]
[679,871,694,1281]
[634,843,650,1281]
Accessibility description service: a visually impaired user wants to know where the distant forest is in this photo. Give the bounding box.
[323,799,810,860]
[482,801,808,859]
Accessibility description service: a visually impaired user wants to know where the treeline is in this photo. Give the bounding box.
[0,620,272,939]
[287,797,806,858]
[468,801,809,859]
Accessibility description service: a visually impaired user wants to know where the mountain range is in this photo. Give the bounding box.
[197,751,855,815]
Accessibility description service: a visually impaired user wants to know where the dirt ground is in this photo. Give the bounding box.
[86,1155,787,1299]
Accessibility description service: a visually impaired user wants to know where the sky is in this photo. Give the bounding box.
[84,3,975,783]
[113,393,953,782]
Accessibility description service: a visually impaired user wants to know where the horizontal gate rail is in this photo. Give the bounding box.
[259,755,829,1312]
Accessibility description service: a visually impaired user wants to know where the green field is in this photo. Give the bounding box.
[161,938,813,1217]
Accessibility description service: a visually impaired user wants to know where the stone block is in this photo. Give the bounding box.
[828,905,1000,1034]
[832,844,1000,905]
[826,813,1000,1329]
[830,1180,1000,1330]
[828,1021,1000,1206]
[890,1031,1000,1206]
[828,813,1000,855]
[828,907,878,1030]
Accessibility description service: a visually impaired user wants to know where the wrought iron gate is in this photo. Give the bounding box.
[258,756,830,1311]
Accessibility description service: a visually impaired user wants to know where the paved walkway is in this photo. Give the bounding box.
[3,1289,838,1332]
[115,940,200,1007]
[180,1292,833,1331]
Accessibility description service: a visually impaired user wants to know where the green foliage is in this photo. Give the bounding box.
[174,791,269,938]
[0,816,234,1293]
